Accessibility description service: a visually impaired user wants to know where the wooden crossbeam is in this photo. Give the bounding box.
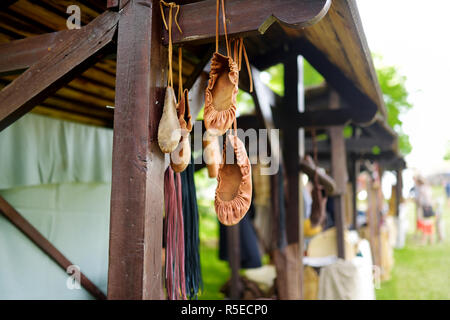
[240,65,366,128]
[299,156,336,195]
[164,0,331,45]
[0,10,119,132]
[0,29,78,75]
[252,38,379,126]
[0,195,106,300]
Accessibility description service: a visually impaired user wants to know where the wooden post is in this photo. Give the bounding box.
[328,90,348,259]
[275,54,303,300]
[350,158,359,229]
[107,0,167,300]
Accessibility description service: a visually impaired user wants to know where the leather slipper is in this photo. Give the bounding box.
[215,134,252,226]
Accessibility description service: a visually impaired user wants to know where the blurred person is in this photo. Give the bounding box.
[414,175,436,245]
[445,178,450,206]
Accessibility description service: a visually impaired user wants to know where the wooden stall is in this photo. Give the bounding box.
[0,0,390,299]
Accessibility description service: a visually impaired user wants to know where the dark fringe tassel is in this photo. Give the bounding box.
[181,157,203,299]
[164,167,186,300]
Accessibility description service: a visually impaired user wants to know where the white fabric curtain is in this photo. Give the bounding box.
[0,114,113,299]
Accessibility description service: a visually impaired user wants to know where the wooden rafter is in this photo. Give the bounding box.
[0,195,106,300]
[0,10,119,132]
[163,0,331,45]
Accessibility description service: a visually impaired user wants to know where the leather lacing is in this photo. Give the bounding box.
[160,0,182,89]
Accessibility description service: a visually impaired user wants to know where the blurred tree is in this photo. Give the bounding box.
[374,55,413,155]
[444,141,450,161]
[262,60,324,96]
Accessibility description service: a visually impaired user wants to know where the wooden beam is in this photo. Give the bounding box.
[0,30,77,75]
[299,156,336,195]
[252,38,379,126]
[277,55,303,300]
[164,0,331,45]
[305,137,395,154]
[0,11,119,132]
[107,0,166,300]
[0,195,106,300]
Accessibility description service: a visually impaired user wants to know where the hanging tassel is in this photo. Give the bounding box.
[164,167,187,300]
[181,156,203,299]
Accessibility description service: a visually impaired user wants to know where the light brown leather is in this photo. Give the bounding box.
[203,132,221,178]
[204,52,239,136]
[158,86,181,153]
[171,88,192,172]
[215,134,252,226]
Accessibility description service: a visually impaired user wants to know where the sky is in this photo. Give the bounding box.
[356,0,450,178]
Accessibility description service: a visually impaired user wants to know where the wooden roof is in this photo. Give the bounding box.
[0,0,385,129]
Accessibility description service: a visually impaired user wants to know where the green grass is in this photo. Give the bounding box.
[194,168,230,300]
[376,187,450,300]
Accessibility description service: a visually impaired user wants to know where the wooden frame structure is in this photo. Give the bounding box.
[0,0,402,300]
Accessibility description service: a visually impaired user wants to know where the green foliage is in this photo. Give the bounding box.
[262,60,324,96]
[236,90,255,115]
[263,63,284,96]
[372,145,381,155]
[303,59,324,87]
[343,126,353,139]
[374,55,413,155]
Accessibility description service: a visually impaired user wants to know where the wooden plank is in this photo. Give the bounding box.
[0,10,119,132]
[0,195,106,300]
[107,0,166,300]
[164,0,331,45]
[328,90,347,259]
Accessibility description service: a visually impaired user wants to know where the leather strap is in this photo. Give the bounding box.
[160,1,182,88]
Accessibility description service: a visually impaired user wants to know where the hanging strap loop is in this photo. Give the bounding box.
[215,0,230,56]
[160,0,182,88]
